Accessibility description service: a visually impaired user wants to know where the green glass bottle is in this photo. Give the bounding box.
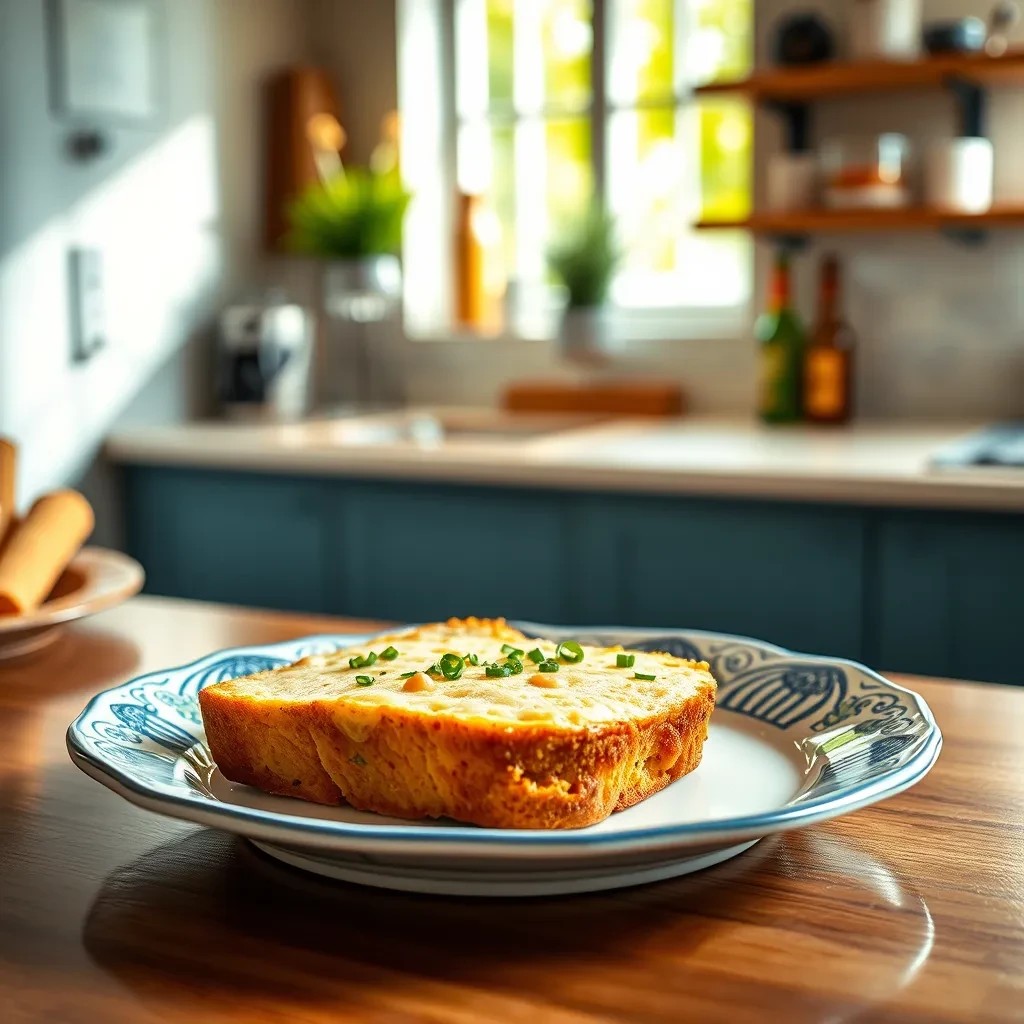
[757,251,806,424]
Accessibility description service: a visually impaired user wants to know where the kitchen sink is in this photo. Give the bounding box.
[319,408,608,447]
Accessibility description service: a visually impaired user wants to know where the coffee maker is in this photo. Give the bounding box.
[217,294,313,419]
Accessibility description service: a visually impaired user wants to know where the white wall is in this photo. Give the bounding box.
[0,0,312,508]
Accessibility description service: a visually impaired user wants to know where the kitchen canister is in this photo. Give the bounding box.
[850,0,921,59]
[923,138,994,213]
[766,153,818,212]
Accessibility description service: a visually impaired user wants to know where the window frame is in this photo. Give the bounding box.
[400,0,752,343]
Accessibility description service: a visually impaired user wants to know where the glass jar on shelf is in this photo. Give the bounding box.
[821,134,912,210]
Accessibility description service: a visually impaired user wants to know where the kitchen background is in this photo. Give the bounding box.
[1,0,1023,683]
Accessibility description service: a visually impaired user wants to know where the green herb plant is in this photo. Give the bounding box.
[286,168,411,259]
[547,205,620,309]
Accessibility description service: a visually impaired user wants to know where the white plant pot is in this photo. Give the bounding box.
[558,305,610,362]
[323,255,402,323]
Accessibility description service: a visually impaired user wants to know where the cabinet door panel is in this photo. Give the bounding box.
[589,498,866,659]
[125,468,327,613]
[333,484,572,624]
[877,513,1024,685]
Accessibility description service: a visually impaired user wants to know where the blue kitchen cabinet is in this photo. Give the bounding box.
[325,482,579,624]
[121,465,1023,684]
[579,497,867,659]
[125,468,330,613]
[875,512,1024,686]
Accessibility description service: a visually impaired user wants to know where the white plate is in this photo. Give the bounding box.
[0,547,144,659]
[67,624,941,896]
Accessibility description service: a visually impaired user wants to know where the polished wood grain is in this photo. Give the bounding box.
[694,51,1024,101]
[695,205,1024,235]
[1,596,1021,1023]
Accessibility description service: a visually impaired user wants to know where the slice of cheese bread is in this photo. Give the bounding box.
[198,618,717,829]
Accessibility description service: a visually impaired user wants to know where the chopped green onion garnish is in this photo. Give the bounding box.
[616,653,636,668]
[426,662,441,676]
[380,646,399,661]
[634,672,656,681]
[557,640,584,664]
[527,648,546,664]
[485,664,511,678]
[504,657,524,675]
[355,675,375,686]
[538,660,559,673]
[465,653,480,666]
[501,644,525,657]
[399,671,416,679]
[363,651,378,667]
[349,655,363,668]
[439,653,465,680]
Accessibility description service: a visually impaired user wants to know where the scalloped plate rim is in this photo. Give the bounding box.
[67,624,942,855]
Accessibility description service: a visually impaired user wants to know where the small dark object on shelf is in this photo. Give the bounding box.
[773,13,835,66]
[922,18,987,54]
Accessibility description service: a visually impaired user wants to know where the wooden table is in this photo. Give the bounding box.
[1,597,1021,1023]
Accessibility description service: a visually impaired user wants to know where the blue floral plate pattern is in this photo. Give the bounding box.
[67,624,941,896]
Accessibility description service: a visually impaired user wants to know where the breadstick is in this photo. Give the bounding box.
[0,490,94,615]
[0,438,16,545]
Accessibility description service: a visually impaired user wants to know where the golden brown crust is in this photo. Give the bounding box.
[198,618,717,830]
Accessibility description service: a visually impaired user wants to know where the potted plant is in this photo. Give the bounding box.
[547,205,619,358]
[286,167,411,322]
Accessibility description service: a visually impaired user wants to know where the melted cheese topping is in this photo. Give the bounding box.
[223,618,715,728]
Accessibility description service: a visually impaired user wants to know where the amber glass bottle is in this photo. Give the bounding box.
[804,254,854,424]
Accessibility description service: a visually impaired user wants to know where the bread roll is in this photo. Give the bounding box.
[0,438,16,546]
[0,490,94,615]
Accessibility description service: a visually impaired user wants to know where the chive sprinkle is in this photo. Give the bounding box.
[355,675,375,686]
[527,648,545,664]
[380,646,399,661]
[557,640,584,664]
[486,664,511,678]
[399,671,416,679]
[439,653,465,680]
[465,652,480,666]
[538,660,559,673]
[616,653,636,668]
[504,656,524,675]
[501,644,525,657]
[349,655,363,669]
[634,672,656,681]
[363,651,378,667]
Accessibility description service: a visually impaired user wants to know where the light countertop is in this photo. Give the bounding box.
[105,411,1024,512]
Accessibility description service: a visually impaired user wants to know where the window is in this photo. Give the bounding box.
[398,0,753,340]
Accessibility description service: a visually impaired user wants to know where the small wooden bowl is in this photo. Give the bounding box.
[0,548,144,659]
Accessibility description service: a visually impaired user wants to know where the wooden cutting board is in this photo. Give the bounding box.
[503,380,685,417]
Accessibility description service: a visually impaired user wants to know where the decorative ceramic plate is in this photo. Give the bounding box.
[0,547,145,659]
[67,624,941,896]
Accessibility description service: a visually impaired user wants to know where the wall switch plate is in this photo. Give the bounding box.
[68,247,105,363]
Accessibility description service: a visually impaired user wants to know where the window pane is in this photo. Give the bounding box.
[698,97,751,220]
[688,0,752,84]
[459,0,592,116]
[608,107,688,278]
[608,0,674,105]
[515,116,593,281]
[458,115,591,284]
[608,105,748,307]
[487,0,515,108]
[539,0,593,112]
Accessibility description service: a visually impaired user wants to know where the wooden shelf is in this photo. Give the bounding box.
[695,206,1024,235]
[695,52,1024,103]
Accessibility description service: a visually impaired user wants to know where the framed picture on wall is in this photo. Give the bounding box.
[47,0,160,123]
